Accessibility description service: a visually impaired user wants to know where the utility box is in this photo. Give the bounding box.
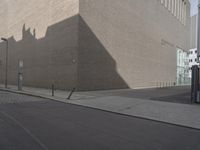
[191,65,200,103]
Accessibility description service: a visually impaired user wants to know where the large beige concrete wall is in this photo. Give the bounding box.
[0,0,191,91]
[0,0,79,89]
[78,0,191,90]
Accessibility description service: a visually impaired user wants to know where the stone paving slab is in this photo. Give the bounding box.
[68,96,200,129]
[0,91,47,104]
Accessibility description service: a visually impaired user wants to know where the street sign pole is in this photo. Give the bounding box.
[18,60,23,91]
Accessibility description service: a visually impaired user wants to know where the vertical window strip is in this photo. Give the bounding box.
[183,2,185,25]
[183,0,185,24]
[182,0,184,24]
[168,0,171,11]
[160,0,187,25]
[165,0,168,8]
[184,2,187,25]
[177,0,180,19]
[171,0,174,14]
[180,0,183,23]
[179,0,182,22]
[174,0,177,16]
[183,1,185,24]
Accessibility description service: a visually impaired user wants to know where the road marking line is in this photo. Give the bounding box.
[0,111,49,150]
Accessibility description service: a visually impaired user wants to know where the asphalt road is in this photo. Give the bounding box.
[0,91,200,150]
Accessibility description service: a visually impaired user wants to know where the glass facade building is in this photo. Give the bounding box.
[176,48,190,85]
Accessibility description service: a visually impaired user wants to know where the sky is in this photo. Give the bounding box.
[190,0,198,16]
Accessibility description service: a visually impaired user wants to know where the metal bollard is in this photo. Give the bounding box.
[67,88,76,100]
[52,84,55,96]
[18,73,23,91]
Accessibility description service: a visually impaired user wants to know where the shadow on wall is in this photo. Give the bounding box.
[78,16,129,91]
[0,14,129,91]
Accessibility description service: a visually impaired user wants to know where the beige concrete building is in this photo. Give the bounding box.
[0,0,190,91]
[190,14,198,49]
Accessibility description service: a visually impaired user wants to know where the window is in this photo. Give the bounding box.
[177,0,180,19]
[165,0,168,8]
[174,0,177,16]
[195,50,197,54]
[168,0,171,11]
[184,2,187,25]
[177,48,190,85]
[161,0,186,25]
[179,0,182,22]
[181,0,185,23]
[182,1,185,24]
[171,0,174,14]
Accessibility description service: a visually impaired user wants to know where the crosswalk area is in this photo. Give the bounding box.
[0,91,47,104]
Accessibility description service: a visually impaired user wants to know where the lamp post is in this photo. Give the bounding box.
[197,0,200,61]
[1,38,8,88]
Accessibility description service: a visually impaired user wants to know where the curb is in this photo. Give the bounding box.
[0,87,68,103]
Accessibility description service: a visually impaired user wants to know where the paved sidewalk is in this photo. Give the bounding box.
[69,96,200,129]
[0,85,200,129]
[0,84,96,100]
